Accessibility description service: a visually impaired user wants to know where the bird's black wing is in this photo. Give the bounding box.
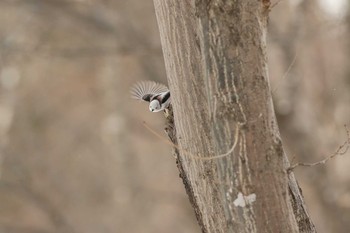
[161,91,170,104]
[130,81,169,102]
[142,94,153,102]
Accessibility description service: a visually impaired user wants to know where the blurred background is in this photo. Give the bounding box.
[0,0,349,232]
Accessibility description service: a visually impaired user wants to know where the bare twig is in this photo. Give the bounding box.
[288,125,350,172]
[272,51,298,94]
[142,121,240,161]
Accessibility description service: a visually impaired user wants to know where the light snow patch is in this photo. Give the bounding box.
[233,192,256,207]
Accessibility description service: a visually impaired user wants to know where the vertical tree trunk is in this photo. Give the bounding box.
[154,0,316,232]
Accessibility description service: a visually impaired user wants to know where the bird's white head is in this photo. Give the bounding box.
[149,100,161,112]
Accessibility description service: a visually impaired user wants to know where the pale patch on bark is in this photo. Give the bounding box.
[233,192,257,208]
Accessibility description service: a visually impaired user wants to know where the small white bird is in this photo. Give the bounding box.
[130,81,171,112]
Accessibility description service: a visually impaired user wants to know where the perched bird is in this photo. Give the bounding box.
[130,81,171,112]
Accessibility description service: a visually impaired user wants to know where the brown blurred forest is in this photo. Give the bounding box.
[0,0,349,232]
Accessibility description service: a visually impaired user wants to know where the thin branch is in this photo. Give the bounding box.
[272,51,298,94]
[288,125,350,172]
[142,121,240,161]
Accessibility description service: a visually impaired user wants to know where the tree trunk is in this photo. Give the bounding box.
[154,0,316,232]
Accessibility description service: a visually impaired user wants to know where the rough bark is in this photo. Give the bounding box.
[154,0,316,232]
